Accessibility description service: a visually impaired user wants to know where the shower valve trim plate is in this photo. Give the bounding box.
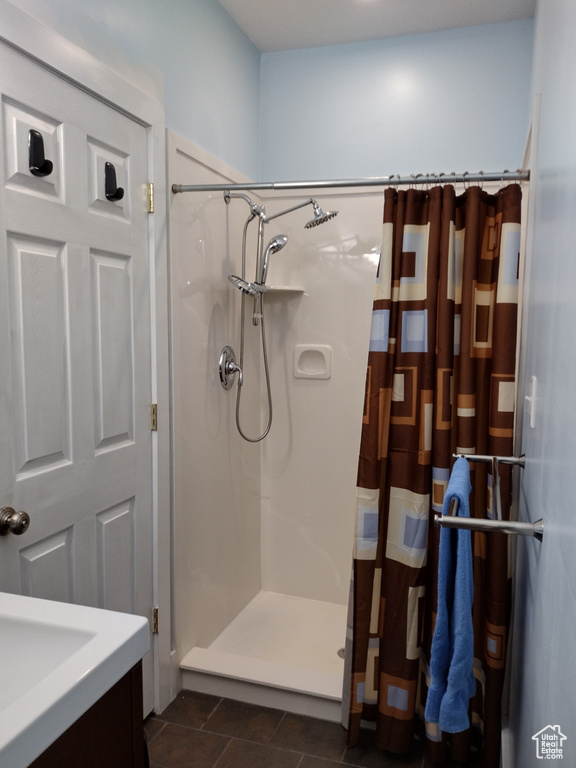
[219,345,242,390]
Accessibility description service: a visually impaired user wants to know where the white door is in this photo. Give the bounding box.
[0,44,155,713]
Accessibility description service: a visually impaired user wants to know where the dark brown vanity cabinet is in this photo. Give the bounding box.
[30,663,147,768]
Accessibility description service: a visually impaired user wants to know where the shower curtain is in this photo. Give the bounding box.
[343,183,521,766]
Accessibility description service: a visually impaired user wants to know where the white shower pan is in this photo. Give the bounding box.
[180,591,347,721]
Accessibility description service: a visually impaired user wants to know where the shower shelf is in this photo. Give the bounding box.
[265,285,305,294]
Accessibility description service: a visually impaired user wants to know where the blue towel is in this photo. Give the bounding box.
[425,457,476,733]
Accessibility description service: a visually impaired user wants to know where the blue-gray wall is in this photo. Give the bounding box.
[10,0,261,178]
[509,0,576,763]
[10,1,534,182]
[259,20,534,180]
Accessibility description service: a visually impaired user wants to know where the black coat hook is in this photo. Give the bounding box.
[28,129,53,177]
[105,161,124,201]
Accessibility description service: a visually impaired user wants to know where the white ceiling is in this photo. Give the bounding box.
[217,0,536,53]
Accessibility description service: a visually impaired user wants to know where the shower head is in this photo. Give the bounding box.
[266,234,288,255]
[228,274,264,297]
[261,234,288,283]
[305,201,338,229]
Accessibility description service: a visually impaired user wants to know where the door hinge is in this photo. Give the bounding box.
[151,403,158,431]
[147,182,154,213]
[152,607,159,634]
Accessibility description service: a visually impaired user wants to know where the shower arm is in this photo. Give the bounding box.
[224,190,316,224]
[262,198,315,223]
[224,190,266,220]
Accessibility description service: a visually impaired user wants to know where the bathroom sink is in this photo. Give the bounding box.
[0,591,149,768]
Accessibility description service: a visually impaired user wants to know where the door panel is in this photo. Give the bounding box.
[19,529,74,602]
[96,498,136,613]
[91,249,134,449]
[0,43,154,713]
[8,235,70,474]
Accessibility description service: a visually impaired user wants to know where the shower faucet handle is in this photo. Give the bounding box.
[219,346,243,389]
[227,360,243,386]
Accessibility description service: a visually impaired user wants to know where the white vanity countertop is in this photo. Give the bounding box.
[0,591,149,768]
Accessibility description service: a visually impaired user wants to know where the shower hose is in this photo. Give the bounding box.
[235,213,273,442]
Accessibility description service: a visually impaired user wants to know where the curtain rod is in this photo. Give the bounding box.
[172,169,529,194]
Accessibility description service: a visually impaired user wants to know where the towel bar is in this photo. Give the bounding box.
[453,453,525,467]
[434,512,543,540]
[435,454,542,540]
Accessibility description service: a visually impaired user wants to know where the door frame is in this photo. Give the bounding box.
[0,0,173,713]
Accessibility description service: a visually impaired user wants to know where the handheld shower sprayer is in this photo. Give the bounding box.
[260,234,288,285]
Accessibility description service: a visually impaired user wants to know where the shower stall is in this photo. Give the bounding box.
[168,131,382,720]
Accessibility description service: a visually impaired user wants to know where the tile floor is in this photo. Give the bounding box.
[144,690,481,768]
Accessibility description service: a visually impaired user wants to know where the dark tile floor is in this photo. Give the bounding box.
[144,690,481,768]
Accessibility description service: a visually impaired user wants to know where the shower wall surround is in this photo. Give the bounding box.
[168,132,262,654]
[168,130,381,665]
[259,191,381,603]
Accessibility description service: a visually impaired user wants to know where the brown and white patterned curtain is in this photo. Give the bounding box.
[343,184,522,766]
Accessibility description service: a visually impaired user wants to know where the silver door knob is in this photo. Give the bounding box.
[0,507,30,536]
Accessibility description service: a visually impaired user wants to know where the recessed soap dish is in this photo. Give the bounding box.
[293,344,332,380]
